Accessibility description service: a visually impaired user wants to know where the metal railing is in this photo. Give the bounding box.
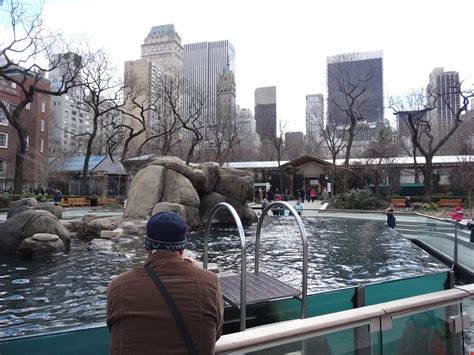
[256,201,308,319]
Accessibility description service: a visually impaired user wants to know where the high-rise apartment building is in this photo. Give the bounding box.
[141,24,183,71]
[305,94,324,141]
[327,51,383,126]
[216,65,236,125]
[236,107,260,149]
[427,68,461,142]
[49,53,92,155]
[183,40,235,139]
[255,86,277,139]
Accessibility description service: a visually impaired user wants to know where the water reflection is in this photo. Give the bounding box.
[0,217,447,338]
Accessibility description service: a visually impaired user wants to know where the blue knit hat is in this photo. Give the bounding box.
[145,212,187,251]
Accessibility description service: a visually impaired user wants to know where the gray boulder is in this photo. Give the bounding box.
[124,165,166,219]
[161,170,200,208]
[11,197,38,208]
[17,233,66,259]
[152,202,201,229]
[120,221,147,237]
[85,218,120,238]
[199,192,257,225]
[7,202,62,220]
[149,156,195,181]
[0,210,70,254]
[69,214,98,236]
[195,162,221,194]
[37,202,62,219]
[214,174,254,203]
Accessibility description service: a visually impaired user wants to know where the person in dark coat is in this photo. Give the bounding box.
[386,206,396,229]
[468,217,474,243]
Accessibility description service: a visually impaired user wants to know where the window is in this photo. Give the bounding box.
[41,102,46,113]
[40,138,44,153]
[0,132,8,148]
[40,119,45,132]
[0,160,5,177]
[25,135,29,151]
[0,103,8,126]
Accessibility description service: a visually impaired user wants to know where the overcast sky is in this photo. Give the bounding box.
[13,0,474,131]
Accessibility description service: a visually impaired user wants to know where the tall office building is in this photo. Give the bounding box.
[285,131,304,159]
[427,68,461,141]
[305,94,324,141]
[255,86,277,139]
[327,51,383,126]
[183,40,235,139]
[141,24,183,71]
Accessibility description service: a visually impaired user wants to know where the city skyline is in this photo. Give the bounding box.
[13,0,474,133]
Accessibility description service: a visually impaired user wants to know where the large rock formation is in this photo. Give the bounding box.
[17,233,66,259]
[0,210,70,254]
[124,157,257,227]
[7,199,62,219]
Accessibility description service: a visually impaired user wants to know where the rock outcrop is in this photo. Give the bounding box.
[124,157,257,227]
[17,233,66,259]
[7,199,62,219]
[0,210,70,254]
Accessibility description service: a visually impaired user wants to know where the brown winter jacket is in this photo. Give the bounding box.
[107,251,224,355]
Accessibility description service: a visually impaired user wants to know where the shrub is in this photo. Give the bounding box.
[330,189,379,210]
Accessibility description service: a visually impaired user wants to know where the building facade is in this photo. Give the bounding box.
[305,93,324,141]
[0,72,50,190]
[215,65,236,125]
[427,68,461,154]
[183,40,235,140]
[236,107,261,149]
[327,51,383,126]
[255,86,277,139]
[141,24,184,71]
[285,131,305,159]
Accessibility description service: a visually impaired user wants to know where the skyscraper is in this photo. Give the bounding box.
[305,94,324,141]
[183,40,235,139]
[427,68,460,141]
[327,51,383,126]
[216,65,236,125]
[255,86,276,139]
[236,107,261,149]
[141,24,183,71]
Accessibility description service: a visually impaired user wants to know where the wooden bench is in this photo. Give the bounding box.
[390,198,406,208]
[68,197,90,207]
[98,197,117,206]
[60,198,70,207]
[437,199,462,208]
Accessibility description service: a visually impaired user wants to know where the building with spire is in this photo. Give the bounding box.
[216,65,236,125]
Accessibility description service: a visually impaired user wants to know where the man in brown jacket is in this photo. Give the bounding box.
[107,211,224,355]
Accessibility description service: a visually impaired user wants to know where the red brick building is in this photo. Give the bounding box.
[0,73,51,191]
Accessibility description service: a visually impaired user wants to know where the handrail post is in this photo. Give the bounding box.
[452,223,458,270]
[255,201,308,319]
[203,202,247,331]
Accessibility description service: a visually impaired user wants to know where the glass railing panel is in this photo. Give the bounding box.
[227,324,377,355]
[365,272,449,306]
[381,304,464,355]
[462,297,474,353]
[306,287,357,317]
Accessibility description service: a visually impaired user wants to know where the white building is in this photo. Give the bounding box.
[236,107,261,149]
[141,24,183,72]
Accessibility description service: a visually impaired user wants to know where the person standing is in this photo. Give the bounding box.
[310,188,317,203]
[107,211,224,355]
[386,206,396,229]
[293,201,303,216]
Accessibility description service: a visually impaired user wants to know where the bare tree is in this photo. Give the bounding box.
[263,120,288,193]
[390,85,474,195]
[327,53,378,192]
[77,49,122,195]
[206,115,241,165]
[0,0,82,193]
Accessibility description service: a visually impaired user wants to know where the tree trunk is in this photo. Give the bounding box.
[13,126,28,194]
[80,152,91,196]
[186,138,198,165]
[424,157,433,197]
[343,120,357,192]
[412,144,419,183]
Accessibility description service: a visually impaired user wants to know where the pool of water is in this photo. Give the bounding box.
[0,216,448,338]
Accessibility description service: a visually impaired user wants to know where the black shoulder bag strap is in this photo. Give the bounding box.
[144,266,199,355]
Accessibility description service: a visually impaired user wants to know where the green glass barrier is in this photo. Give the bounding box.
[365,272,449,306]
[231,325,374,355]
[381,304,463,355]
[0,325,108,355]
